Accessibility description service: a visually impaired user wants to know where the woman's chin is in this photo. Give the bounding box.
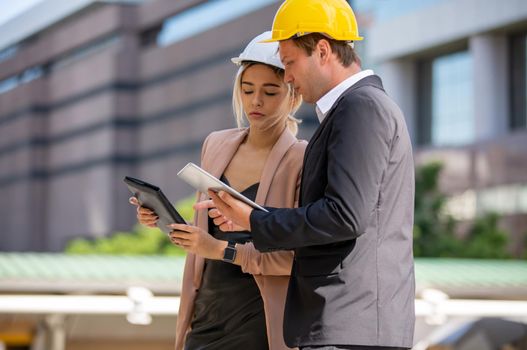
[247,114,266,122]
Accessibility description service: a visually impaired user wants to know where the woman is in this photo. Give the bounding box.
[131,31,306,350]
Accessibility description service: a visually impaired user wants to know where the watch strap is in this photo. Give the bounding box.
[222,241,237,263]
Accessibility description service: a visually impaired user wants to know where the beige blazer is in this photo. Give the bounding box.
[175,127,307,350]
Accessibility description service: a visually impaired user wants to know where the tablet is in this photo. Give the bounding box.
[177,162,269,212]
[124,176,187,234]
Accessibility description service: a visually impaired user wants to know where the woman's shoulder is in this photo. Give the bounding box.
[202,128,247,149]
[289,138,308,155]
[207,127,246,138]
[295,138,308,147]
[281,138,307,168]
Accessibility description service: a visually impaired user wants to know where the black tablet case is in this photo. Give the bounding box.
[124,176,186,234]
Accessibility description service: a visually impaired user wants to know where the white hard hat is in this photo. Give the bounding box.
[231,31,284,69]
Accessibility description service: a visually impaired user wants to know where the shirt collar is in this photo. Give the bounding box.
[315,69,374,123]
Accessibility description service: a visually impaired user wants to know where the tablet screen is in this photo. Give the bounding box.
[124,176,187,234]
[177,162,268,212]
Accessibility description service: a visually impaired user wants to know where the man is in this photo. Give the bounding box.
[205,0,415,349]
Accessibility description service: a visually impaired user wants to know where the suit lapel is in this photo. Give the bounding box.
[305,75,384,155]
[301,75,384,201]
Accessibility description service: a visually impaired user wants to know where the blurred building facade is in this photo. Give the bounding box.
[361,0,527,255]
[0,0,319,251]
[1,0,527,253]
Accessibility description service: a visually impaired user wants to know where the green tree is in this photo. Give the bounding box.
[461,213,511,259]
[413,162,512,259]
[413,162,461,257]
[65,194,196,255]
[68,165,516,259]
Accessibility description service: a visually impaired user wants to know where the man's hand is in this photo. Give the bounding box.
[208,190,253,231]
[193,199,247,232]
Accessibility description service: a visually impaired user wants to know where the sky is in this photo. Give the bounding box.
[0,0,43,26]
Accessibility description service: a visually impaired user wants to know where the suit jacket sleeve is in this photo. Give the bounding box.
[250,95,392,251]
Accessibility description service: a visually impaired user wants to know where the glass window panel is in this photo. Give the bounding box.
[0,76,19,94]
[0,45,18,63]
[431,51,474,146]
[510,33,526,130]
[20,66,43,83]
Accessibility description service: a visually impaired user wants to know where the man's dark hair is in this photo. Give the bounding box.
[291,33,361,67]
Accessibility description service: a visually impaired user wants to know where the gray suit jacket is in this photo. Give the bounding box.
[250,75,415,348]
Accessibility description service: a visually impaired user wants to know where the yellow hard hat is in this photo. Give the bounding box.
[262,0,363,43]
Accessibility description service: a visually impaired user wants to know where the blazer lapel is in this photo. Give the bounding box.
[193,128,297,287]
[193,128,249,288]
[255,128,297,205]
[206,129,249,178]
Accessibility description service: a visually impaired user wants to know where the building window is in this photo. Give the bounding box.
[511,32,527,130]
[418,50,474,146]
[0,45,18,63]
[0,66,45,95]
[156,0,279,47]
[0,76,19,94]
[20,66,43,84]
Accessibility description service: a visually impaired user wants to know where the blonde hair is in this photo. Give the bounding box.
[232,62,302,136]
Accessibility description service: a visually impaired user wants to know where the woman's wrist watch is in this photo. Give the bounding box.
[222,241,237,263]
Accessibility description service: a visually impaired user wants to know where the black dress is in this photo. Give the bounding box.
[184,177,268,350]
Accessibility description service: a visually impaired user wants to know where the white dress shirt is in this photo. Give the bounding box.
[315,69,374,123]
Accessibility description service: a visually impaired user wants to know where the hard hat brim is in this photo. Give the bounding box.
[230,56,284,70]
[259,34,364,44]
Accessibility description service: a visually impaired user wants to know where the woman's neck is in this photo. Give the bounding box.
[245,122,286,150]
